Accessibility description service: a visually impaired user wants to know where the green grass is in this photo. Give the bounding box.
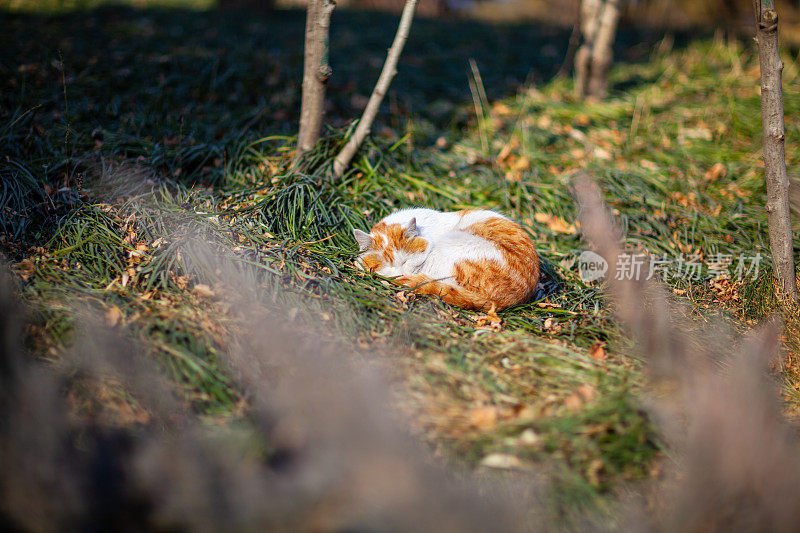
[3,5,799,526]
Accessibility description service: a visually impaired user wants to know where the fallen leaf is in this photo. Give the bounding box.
[510,403,536,419]
[510,155,530,171]
[576,384,596,403]
[586,458,605,486]
[704,162,726,182]
[589,341,606,360]
[192,284,216,299]
[537,114,552,129]
[563,393,584,411]
[468,406,499,430]
[518,428,543,447]
[679,125,712,141]
[543,317,562,333]
[496,137,520,163]
[534,212,577,234]
[470,312,502,332]
[105,306,123,328]
[15,259,36,281]
[593,146,612,160]
[480,453,524,470]
[492,102,512,116]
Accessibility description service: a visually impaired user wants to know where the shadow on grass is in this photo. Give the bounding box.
[1,5,704,187]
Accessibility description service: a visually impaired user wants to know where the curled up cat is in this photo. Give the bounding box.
[353,208,559,311]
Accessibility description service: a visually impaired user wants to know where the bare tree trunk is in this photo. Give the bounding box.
[333,0,418,178]
[574,0,619,99]
[297,0,336,158]
[754,1,797,300]
[574,0,601,98]
[587,0,620,99]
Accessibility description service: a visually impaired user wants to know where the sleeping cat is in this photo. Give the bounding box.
[353,208,544,311]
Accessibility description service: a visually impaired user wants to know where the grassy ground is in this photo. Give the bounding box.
[3,4,800,526]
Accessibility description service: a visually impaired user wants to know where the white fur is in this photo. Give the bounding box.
[357,208,509,285]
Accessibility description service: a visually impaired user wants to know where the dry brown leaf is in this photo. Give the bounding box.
[563,393,584,411]
[704,162,726,182]
[576,384,596,403]
[468,406,499,430]
[470,312,502,332]
[492,102,512,116]
[669,191,699,209]
[586,458,605,486]
[537,114,553,129]
[14,259,36,281]
[639,159,659,171]
[679,125,712,140]
[510,155,530,171]
[510,403,537,420]
[534,212,577,234]
[518,428,543,447]
[105,305,123,328]
[192,284,216,299]
[589,341,606,360]
[496,137,520,164]
[479,453,524,470]
[543,317,563,333]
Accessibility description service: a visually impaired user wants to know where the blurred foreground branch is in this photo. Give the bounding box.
[574,173,800,531]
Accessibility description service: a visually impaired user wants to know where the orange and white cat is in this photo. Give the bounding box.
[353,208,540,311]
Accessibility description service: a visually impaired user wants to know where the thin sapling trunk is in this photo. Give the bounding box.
[574,0,619,99]
[297,0,335,158]
[333,0,418,178]
[574,0,601,98]
[754,0,797,300]
[587,0,620,99]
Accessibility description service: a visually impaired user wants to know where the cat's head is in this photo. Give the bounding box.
[353,218,428,277]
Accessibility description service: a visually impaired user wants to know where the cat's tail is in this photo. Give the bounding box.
[531,256,564,302]
[396,274,496,312]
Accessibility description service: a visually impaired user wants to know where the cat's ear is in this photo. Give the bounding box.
[404,218,419,239]
[353,229,372,252]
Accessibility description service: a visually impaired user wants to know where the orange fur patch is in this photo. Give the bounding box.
[464,218,540,308]
[360,253,383,272]
[369,222,428,255]
[394,273,493,311]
